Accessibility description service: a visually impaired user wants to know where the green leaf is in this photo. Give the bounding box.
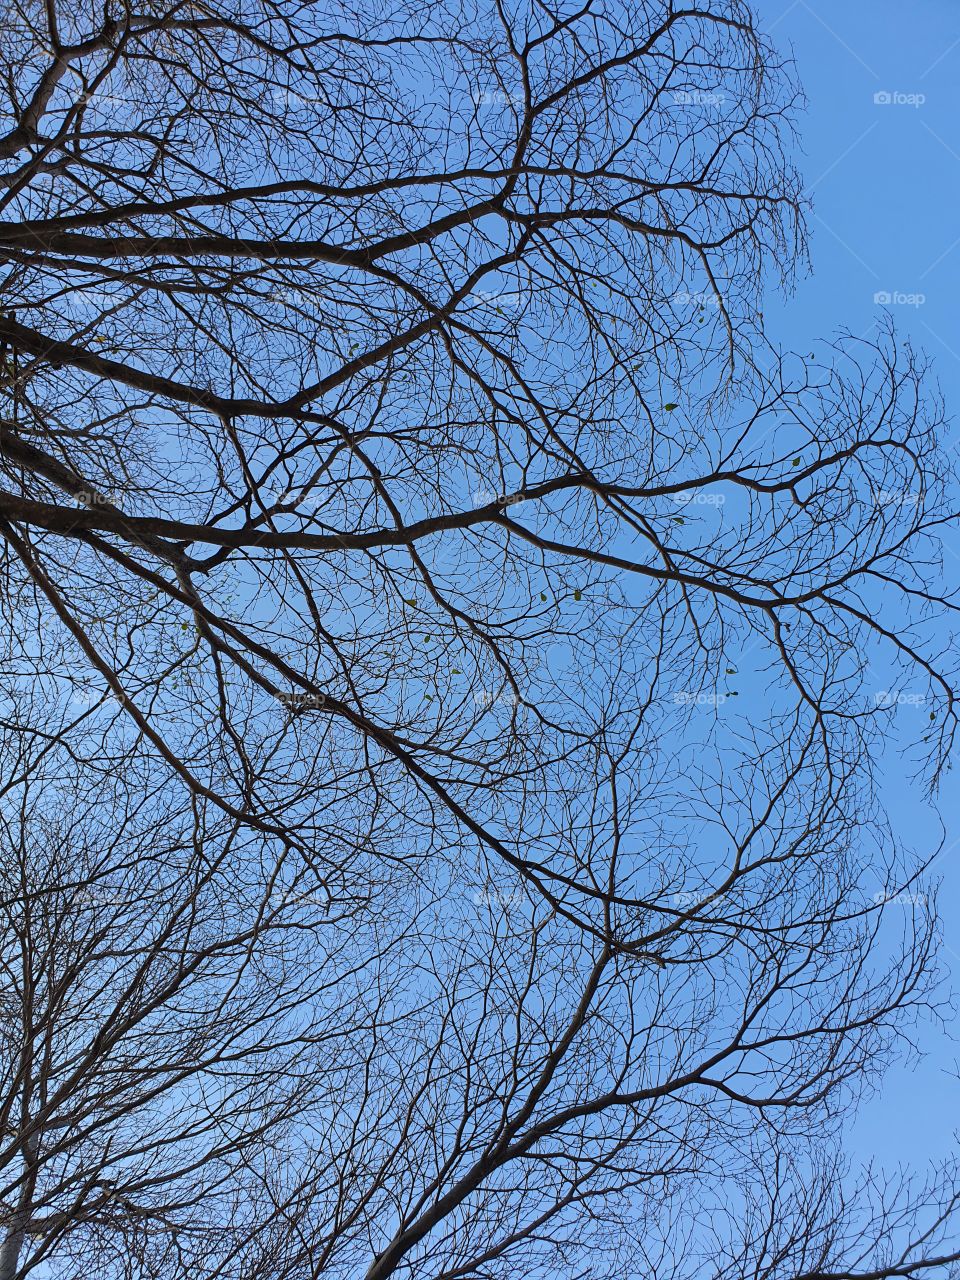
[930,711,936,721]
[791,458,801,467]
[725,667,736,674]
[540,592,547,602]
[573,588,582,601]
[663,402,678,412]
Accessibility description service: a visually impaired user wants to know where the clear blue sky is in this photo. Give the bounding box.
[752,0,960,1167]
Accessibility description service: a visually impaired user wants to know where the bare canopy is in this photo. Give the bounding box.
[0,1,958,1278]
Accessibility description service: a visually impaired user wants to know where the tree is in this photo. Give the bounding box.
[0,731,416,1280]
[0,0,958,1277]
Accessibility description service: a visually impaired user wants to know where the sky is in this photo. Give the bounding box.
[4,8,957,1271]
[750,0,960,1169]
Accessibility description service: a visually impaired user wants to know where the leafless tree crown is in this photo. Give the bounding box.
[0,1,957,1278]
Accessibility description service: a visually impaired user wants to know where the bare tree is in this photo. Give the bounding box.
[0,0,958,1277]
[0,729,415,1280]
